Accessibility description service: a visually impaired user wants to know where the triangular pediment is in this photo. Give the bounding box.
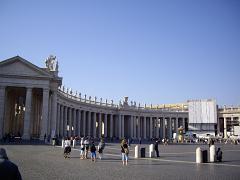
[0,56,53,78]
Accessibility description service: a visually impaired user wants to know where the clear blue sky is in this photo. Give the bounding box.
[0,0,239,106]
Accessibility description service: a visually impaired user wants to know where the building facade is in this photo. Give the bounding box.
[0,56,239,140]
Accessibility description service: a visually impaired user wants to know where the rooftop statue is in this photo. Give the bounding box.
[45,55,58,71]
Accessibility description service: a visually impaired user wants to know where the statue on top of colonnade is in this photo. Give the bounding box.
[45,55,58,72]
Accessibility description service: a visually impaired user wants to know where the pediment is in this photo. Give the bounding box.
[0,56,52,78]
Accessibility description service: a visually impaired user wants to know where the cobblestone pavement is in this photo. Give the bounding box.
[1,143,240,180]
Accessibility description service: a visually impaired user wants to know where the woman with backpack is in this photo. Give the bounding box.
[90,142,97,162]
[121,139,129,166]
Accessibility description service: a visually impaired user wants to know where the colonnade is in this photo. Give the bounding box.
[56,103,187,140]
[218,116,240,138]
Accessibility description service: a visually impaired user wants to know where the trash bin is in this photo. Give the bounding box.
[202,150,208,163]
[140,147,145,158]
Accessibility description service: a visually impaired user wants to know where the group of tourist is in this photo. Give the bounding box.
[63,137,106,162]
[63,137,130,165]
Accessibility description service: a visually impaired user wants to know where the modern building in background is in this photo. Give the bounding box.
[0,56,239,140]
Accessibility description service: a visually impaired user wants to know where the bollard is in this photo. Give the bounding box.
[149,144,154,158]
[62,140,65,148]
[52,139,56,146]
[210,145,216,162]
[135,145,139,158]
[73,139,76,148]
[196,147,202,163]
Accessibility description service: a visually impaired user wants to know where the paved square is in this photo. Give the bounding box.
[1,143,240,180]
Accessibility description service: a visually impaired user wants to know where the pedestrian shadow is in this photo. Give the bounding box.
[97,158,121,161]
[96,160,122,163]
[68,156,82,159]
[130,163,171,166]
[221,160,240,163]
[159,155,185,158]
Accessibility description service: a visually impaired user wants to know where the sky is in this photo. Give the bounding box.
[0,0,239,106]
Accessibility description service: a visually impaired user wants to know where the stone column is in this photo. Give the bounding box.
[50,90,57,137]
[56,103,60,136]
[122,115,124,138]
[72,108,76,136]
[224,117,227,138]
[0,86,6,139]
[143,116,147,139]
[162,117,165,139]
[60,105,64,137]
[150,117,153,139]
[40,88,49,140]
[88,111,91,136]
[133,116,136,139]
[69,108,72,136]
[47,96,52,136]
[175,118,178,133]
[64,106,68,137]
[83,111,86,137]
[118,114,122,138]
[23,88,33,139]
[98,113,102,138]
[93,112,96,138]
[104,113,108,138]
[156,117,159,138]
[110,114,113,138]
[217,118,220,136]
[138,116,141,139]
[129,116,132,138]
[168,118,172,139]
[182,118,186,133]
[78,110,81,137]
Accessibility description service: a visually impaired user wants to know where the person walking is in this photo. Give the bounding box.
[90,142,97,162]
[0,148,22,180]
[80,137,85,159]
[121,139,129,166]
[154,140,160,157]
[216,148,223,162]
[64,138,71,158]
[98,139,106,160]
[84,138,90,159]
